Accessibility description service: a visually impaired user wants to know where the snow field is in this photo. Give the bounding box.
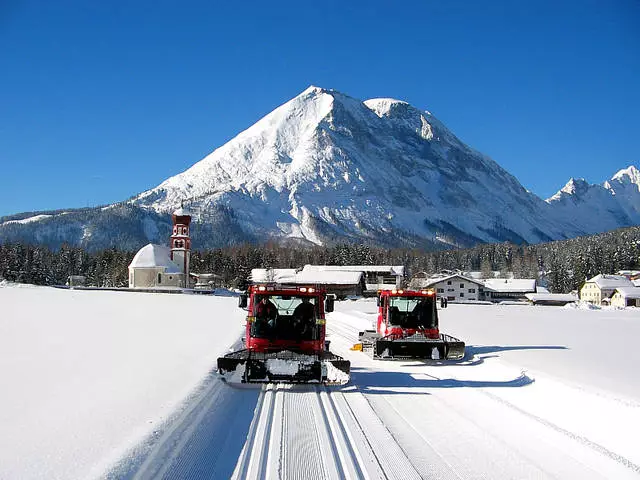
[0,285,245,480]
[2,286,640,479]
[324,302,640,479]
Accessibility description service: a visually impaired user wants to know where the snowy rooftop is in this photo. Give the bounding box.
[614,287,640,298]
[302,265,404,276]
[525,293,578,303]
[484,279,537,292]
[250,269,298,283]
[423,274,484,287]
[586,274,633,289]
[129,244,182,273]
[251,268,363,285]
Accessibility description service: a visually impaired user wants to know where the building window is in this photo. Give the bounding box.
[437,288,444,293]
[468,288,475,293]
[447,288,454,292]
[460,283,464,288]
[447,281,452,285]
[460,292,464,297]
[157,273,162,284]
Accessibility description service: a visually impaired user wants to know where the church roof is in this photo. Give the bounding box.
[129,244,182,273]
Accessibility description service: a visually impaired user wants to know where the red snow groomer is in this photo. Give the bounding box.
[354,289,465,360]
[217,284,351,385]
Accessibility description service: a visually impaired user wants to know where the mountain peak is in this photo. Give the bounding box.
[300,85,328,96]
[611,165,640,185]
[562,177,589,195]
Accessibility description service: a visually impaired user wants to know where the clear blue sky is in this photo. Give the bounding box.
[1,0,638,217]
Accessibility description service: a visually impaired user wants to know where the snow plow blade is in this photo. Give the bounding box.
[217,349,350,385]
[374,334,465,360]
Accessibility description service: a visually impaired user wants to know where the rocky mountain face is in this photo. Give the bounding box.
[1,86,638,251]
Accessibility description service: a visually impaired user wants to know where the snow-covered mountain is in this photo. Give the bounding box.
[0,86,637,251]
[545,166,640,233]
[128,86,578,247]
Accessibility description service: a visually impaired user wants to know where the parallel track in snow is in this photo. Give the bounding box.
[231,383,424,480]
[326,310,640,480]
[124,307,640,480]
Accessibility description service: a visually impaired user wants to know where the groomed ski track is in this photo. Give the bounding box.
[125,302,640,480]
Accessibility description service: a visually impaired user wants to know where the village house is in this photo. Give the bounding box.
[300,265,404,292]
[525,292,578,306]
[483,278,538,303]
[580,274,633,306]
[610,287,640,308]
[423,273,485,302]
[250,268,365,298]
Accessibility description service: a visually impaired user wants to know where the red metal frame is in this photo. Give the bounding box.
[245,284,327,354]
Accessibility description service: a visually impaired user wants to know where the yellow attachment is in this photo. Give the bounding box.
[350,343,363,351]
[316,318,326,325]
[247,316,256,323]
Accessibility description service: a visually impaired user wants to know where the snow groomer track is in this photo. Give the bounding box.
[127,305,640,480]
[233,384,416,480]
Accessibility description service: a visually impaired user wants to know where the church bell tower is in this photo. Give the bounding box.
[170,207,192,287]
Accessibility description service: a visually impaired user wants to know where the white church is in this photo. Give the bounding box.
[128,208,192,289]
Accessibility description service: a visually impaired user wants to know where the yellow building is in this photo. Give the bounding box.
[611,287,640,308]
[580,274,632,306]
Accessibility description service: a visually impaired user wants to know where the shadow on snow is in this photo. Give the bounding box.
[346,368,534,395]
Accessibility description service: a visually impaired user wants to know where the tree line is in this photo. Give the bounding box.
[1,226,639,293]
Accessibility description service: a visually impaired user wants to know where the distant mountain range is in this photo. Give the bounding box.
[1,86,638,251]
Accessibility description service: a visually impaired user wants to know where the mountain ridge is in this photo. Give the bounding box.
[1,86,638,251]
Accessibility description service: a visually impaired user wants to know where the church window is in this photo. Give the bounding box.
[157,273,162,284]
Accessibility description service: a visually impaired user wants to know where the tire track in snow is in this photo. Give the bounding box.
[232,383,423,479]
[232,384,278,479]
[125,373,259,480]
[328,308,640,479]
[412,368,640,476]
[479,387,640,475]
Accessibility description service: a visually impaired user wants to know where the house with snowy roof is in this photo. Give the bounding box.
[301,265,404,292]
[579,274,633,306]
[525,292,578,306]
[422,274,485,302]
[482,279,538,303]
[250,268,365,298]
[610,287,640,308]
[128,208,193,289]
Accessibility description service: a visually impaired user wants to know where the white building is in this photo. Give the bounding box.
[128,244,184,288]
[580,274,633,306]
[424,274,485,302]
[128,208,192,289]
